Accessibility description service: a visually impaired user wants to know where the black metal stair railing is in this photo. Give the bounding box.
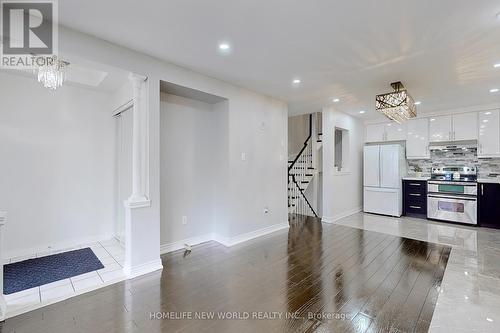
[287,114,318,217]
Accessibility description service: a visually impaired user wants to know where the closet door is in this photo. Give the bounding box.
[116,107,133,245]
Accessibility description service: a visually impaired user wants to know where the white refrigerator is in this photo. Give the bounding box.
[363,144,406,217]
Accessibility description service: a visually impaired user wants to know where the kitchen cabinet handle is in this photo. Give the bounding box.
[410,205,421,209]
[409,183,421,186]
[409,193,421,196]
[453,131,456,140]
[481,184,484,196]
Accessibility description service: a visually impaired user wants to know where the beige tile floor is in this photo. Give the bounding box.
[334,212,500,333]
[4,238,126,318]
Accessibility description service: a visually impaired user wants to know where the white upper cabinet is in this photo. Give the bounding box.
[429,115,452,142]
[365,122,406,142]
[453,112,478,141]
[429,113,478,142]
[406,118,430,159]
[385,122,407,141]
[365,123,386,142]
[478,109,500,157]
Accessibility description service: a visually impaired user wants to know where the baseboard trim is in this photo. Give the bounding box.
[159,223,290,253]
[160,233,214,254]
[213,222,290,247]
[4,234,116,261]
[322,206,362,224]
[125,259,163,279]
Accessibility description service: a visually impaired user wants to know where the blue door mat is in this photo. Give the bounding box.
[4,247,104,295]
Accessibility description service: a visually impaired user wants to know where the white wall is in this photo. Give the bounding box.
[322,107,364,222]
[0,71,116,258]
[160,93,226,244]
[224,94,288,238]
[288,114,309,157]
[12,26,289,264]
[160,90,287,244]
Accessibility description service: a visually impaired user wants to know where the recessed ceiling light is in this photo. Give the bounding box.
[430,118,436,122]
[292,79,301,84]
[332,98,340,103]
[494,63,500,68]
[483,119,489,123]
[218,43,230,51]
[490,88,499,93]
[414,101,422,105]
[485,111,492,115]
[487,317,493,322]
[387,123,392,127]
[359,110,366,114]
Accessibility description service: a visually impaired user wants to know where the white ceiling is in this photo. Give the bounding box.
[59,0,500,119]
[0,57,128,93]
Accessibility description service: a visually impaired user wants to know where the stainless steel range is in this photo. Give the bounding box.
[427,166,477,225]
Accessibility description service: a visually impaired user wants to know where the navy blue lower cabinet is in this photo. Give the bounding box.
[403,180,427,218]
[478,182,500,229]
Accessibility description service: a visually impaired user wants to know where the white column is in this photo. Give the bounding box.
[122,74,162,278]
[0,210,6,319]
[126,73,150,207]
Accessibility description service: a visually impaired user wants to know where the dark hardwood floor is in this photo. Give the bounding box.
[1,216,450,333]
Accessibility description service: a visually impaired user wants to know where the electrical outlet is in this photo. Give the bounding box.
[182,216,188,225]
[263,207,269,214]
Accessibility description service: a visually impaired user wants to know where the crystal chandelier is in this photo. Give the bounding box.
[376,82,417,123]
[34,56,69,90]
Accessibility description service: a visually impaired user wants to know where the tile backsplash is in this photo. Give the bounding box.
[407,148,500,178]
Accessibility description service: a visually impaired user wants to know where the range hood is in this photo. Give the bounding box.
[429,140,478,152]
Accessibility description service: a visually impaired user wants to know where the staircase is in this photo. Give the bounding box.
[288,114,319,218]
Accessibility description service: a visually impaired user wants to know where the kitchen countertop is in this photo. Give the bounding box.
[402,176,430,181]
[478,178,500,184]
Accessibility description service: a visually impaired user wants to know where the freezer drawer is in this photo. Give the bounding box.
[427,194,477,225]
[364,187,402,217]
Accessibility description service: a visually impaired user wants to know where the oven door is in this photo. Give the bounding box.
[427,194,477,225]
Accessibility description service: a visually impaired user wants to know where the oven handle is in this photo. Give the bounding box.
[428,194,477,201]
[428,181,477,187]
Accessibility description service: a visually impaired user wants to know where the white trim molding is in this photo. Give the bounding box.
[160,233,214,254]
[123,198,151,209]
[160,222,290,254]
[3,234,116,260]
[322,206,362,224]
[213,222,290,247]
[124,259,163,279]
[0,210,6,320]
